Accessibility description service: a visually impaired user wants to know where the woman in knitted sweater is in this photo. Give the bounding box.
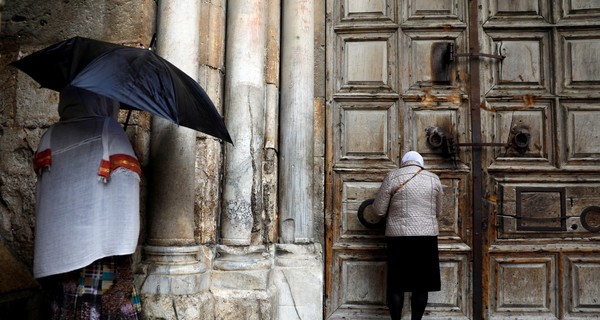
[372,151,443,320]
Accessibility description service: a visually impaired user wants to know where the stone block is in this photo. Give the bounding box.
[211,269,270,291]
[140,272,210,295]
[140,292,213,320]
[213,288,275,320]
[274,244,324,320]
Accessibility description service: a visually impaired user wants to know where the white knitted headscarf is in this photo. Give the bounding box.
[401,151,424,167]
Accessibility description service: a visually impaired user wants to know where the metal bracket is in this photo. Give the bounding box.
[448,43,506,61]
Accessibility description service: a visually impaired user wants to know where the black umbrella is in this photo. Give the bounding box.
[10,36,232,143]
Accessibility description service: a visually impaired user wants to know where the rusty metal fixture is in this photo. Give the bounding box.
[581,206,600,233]
[428,126,512,159]
[426,126,455,158]
[357,199,385,229]
[448,43,506,61]
[511,125,530,154]
[426,126,446,148]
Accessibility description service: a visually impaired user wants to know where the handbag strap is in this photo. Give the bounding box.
[392,168,423,195]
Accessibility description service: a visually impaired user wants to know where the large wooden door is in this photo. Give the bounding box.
[479,1,600,319]
[325,0,473,318]
[325,1,600,319]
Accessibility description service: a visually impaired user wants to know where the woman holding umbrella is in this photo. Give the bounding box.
[371,151,443,320]
[34,86,142,319]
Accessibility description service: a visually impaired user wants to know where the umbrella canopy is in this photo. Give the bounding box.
[11,36,232,143]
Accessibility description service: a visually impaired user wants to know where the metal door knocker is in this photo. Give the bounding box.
[357,199,385,229]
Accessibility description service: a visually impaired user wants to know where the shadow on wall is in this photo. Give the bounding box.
[0,241,44,320]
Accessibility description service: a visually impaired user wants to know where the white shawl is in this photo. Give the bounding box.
[33,86,140,278]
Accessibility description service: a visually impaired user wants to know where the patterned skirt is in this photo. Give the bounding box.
[386,236,441,293]
[41,255,141,320]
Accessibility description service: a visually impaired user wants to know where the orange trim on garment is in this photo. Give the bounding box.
[98,154,141,179]
[34,149,52,174]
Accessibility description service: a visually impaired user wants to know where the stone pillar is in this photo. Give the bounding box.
[221,0,267,245]
[140,0,207,296]
[279,0,315,243]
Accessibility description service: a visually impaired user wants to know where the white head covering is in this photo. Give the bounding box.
[401,151,424,167]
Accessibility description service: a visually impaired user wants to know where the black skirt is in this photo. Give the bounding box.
[386,236,441,292]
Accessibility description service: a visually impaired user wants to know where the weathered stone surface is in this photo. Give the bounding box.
[274,244,323,320]
[198,0,226,70]
[195,131,222,245]
[213,288,276,320]
[140,293,216,320]
[1,0,155,46]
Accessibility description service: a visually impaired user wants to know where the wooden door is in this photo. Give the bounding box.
[479,1,600,319]
[325,0,473,318]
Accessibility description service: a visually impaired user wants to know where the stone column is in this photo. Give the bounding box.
[221,0,266,245]
[140,0,207,296]
[279,0,315,243]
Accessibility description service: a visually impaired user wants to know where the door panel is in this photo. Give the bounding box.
[327,1,600,319]
[326,0,472,319]
[481,0,600,319]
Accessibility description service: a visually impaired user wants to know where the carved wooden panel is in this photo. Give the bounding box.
[558,0,600,25]
[438,176,467,240]
[403,101,469,169]
[484,30,552,97]
[329,249,389,318]
[483,0,550,25]
[558,30,600,97]
[516,187,566,231]
[337,172,467,243]
[490,255,557,317]
[400,29,468,94]
[565,256,600,315]
[486,100,555,169]
[339,0,396,24]
[561,101,600,166]
[428,254,470,318]
[342,258,388,305]
[342,179,383,238]
[401,0,466,26]
[335,33,398,95]
[496,181,600,238]
[334,101,398,167]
